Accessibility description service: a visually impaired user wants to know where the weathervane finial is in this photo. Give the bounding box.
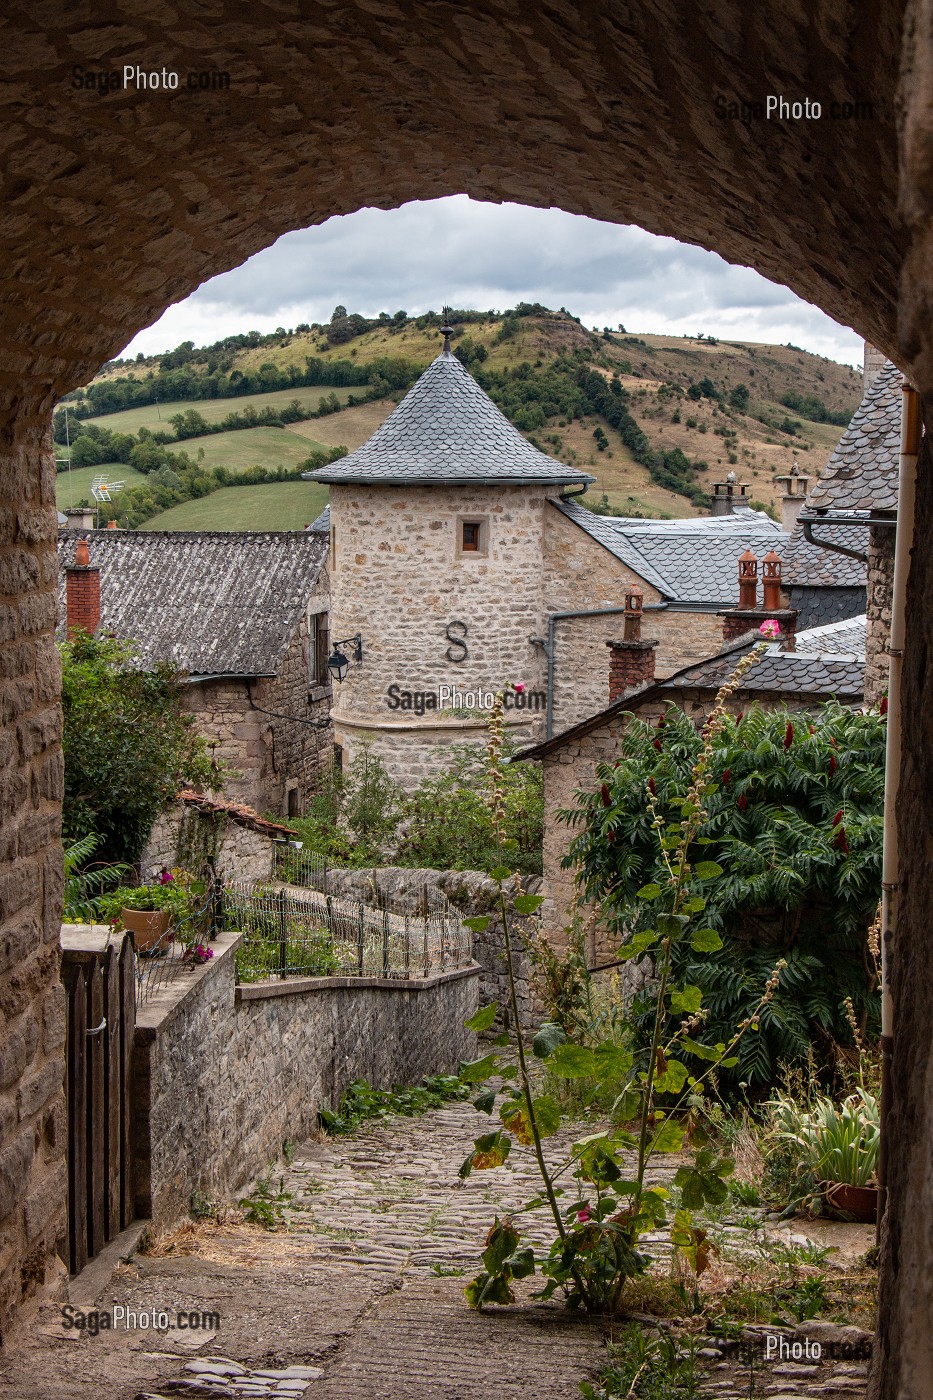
[441,305,453,353]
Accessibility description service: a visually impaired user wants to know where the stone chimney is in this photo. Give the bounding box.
[710,475,750,516]
[66,538,100,637]
[774,462,811,533]
[607,586,659,700]
[863,341,887,391]
[106,519,119,529]
[720,549,797,649]
[64,505,95,530]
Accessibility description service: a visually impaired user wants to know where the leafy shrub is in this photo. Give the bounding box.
[61,634,216,864]
[396,740,543,875]
[767,1087,879,1191]
[562,701,885,1092]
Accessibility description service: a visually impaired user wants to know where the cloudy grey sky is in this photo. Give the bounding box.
[122,195,863,366]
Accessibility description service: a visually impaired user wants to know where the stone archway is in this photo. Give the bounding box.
[1,2,931,1392]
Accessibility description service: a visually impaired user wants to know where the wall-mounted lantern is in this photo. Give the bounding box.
[327,634,364,683]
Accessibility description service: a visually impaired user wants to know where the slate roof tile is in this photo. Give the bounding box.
[779,519,867,587]
[554,498,782,604]
[57,530,327,677]
[806,360,901,514]
[302,350,594,487]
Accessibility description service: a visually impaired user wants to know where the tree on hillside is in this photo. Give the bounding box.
[61,634,216,865]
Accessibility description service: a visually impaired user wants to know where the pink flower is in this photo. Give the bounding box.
[158,867,173,884]
[513,683,525,694]
[759,619,781,639]
[577,1207,592,1223]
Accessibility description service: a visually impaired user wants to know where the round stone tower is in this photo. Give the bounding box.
[304,325,593,788]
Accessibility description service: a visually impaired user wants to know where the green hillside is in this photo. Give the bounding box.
[82,385,354,435]
[69,306,863,525]
[138,481,328,532]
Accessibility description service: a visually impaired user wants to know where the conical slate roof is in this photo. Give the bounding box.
[303,349,595,487]
[806,360,902,514]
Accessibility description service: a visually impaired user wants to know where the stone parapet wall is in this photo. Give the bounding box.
[139,805,276,884]
[865,526,895,707]
[134,931,479,1227]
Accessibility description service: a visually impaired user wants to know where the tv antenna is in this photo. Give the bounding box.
[91,474,125,527]
[54,403,73,508]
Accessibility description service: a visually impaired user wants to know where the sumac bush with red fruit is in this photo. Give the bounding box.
[562,701,885,1093]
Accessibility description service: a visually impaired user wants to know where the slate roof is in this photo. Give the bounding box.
[307,505,330,533]
[554,498,782,604]
[779,519,867,588]
[793,613,866,660]
[57,530,328,677]
[806,360,902,514]
[514,629,864,762]
[302,350,594,487]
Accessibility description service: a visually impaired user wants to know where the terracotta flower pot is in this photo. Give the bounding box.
[824,1182,879,1222]
[121,907,172,955]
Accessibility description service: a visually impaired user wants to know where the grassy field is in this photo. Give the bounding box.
[82,385,356,435]
[56,463,147,510]
[139,481,329,532]
[174,425,332,474]
[287,398,395,452]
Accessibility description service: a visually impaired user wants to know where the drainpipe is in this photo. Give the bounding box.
[532,601,668,739]
[876,380,922,1240]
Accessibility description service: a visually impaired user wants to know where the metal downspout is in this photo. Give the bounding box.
[877,381,921,1240]
[537,602,668,739]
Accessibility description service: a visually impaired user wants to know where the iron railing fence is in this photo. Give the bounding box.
[272,841,328,891]
[222,878,472,983]
[134,865,219,1005]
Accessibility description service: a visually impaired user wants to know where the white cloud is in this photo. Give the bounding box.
[121,195,863,367]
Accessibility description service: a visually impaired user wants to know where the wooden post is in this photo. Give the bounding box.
[382,908,390,978]
[104,943,121,1241]
[65,960,88,1275]
[86,958,106,1260]
[119,934,135,1229]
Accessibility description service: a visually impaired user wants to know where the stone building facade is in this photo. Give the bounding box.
[307,334,786,788]
[57,531,333,818]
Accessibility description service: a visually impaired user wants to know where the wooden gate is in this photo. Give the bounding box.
[61,931,136,1275]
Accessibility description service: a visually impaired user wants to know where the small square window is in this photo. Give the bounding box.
[462,521,481,551]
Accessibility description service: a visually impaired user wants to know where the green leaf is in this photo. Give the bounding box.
[636,882,663,900]
[593,1043,633,1080]
[473,1090,496,1115]
[690,927,724,952]
[694,860,724,880]
[468,1130,512,1171]
[489,865,512,882]
[547,1043,596,1078]
[465,1003,498,1032]
[500,1094,561,1143]
[654,1059,690,1094]
[532,1022,566,1058]
[463,915,491,934]
[482,1218,520,1273]
[512,894,544,915]
[669,984,703,1014]
[681,1036,720,1062]
[682,895,707,915]
[459,1053,498,1084]
[506,1246,536,1279]
[652,1118,685,1153]
[618,928,658,961]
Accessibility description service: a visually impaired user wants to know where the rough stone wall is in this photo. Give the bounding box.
[0,427,67,1338]
[138,806,275,884]
[133,932,479,1226]
[788,586,867,631]
[184,609,332,817]
[322,866,539,1027]
[864,526,895,707]
[336,716,538,792]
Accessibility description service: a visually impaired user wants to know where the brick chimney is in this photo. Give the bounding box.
[720,549,797,649]
[66,538,100,637]
[607,586,659,700]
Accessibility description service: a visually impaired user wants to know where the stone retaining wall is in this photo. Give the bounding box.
[133,932,479,1227]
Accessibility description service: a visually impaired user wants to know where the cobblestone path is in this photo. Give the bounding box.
[0,1097,871,1399]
